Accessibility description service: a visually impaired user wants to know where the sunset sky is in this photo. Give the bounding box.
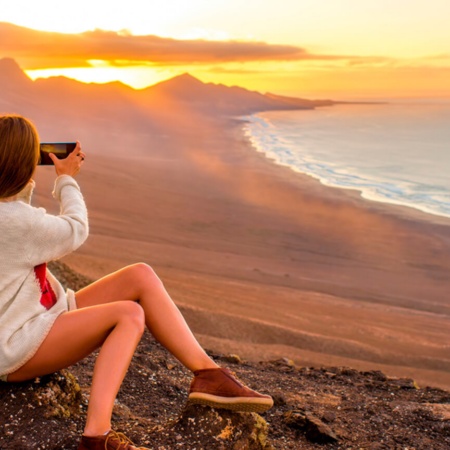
[1,0,449,99]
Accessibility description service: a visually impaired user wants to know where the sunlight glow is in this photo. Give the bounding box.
[25,65,178,90]
[2,0,450,98]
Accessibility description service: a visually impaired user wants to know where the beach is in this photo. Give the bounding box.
[33,112,450,390]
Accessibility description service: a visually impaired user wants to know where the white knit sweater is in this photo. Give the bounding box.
[0,175,88,379]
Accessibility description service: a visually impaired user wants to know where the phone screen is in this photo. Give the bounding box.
[38,142,77,165]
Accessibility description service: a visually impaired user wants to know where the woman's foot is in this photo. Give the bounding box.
[78,430,149,450]
[188,367,274,413]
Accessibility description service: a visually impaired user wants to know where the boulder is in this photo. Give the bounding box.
[161,404,272,450]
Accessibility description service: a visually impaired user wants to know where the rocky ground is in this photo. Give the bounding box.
[1,262,449,449]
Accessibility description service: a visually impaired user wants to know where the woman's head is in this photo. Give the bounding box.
[0,115,39,199]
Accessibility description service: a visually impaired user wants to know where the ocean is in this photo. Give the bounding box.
[243,101,450,219]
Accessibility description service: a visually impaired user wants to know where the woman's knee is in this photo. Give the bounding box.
[127,263,163,289]
[116,301,146,335]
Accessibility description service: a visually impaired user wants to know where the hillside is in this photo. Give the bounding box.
[139,72,329,114]
[1,263,449,450]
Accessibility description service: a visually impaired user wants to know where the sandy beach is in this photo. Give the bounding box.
[32,110,450,391]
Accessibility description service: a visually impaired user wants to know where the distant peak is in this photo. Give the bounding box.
[0,57,32,85]
[173,72,202,82]
[0,57,23,72]
[152,72,204,89]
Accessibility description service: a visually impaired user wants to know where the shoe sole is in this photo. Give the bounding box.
[188,393,273,413]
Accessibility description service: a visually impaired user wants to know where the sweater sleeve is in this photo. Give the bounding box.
[25,175,89,265]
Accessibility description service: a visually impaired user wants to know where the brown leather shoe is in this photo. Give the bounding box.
[188,367,274,413]
[78,430,150,450]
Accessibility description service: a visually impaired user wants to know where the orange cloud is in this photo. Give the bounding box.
[0,21,359,69]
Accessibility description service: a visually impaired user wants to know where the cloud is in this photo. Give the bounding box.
[0,21,355,69]
[419,53,450,61]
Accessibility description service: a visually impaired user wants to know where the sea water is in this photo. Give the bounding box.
[243,101,450,219]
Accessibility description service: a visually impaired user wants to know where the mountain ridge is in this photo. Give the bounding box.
[0,57,340,117]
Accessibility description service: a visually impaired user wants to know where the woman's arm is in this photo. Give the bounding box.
[26,175,89,265]
[26,141,89,264]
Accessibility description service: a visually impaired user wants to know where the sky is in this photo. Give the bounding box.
[1,0,450,99]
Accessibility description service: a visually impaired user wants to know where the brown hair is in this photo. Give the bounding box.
[0,115,40,199]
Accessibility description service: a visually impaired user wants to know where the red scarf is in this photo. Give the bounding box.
[34,263,57,310]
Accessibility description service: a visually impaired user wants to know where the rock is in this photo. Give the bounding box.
[34,370,82,418]
[220,354,243,365]
[303,413,338,444]
[160,404,273,449]
[165,362,177,370]
[388,377,420,390]
[1,369,82,420]
[336,367,360,377]
[269,358,296,368]
[422,403,450,421]
[322,411,336,423]
[272,393,287,407]
[0,369,84,449]
[283,409,339,444]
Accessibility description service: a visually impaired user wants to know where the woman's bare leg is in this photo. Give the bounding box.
[7,301,145,436]
[75,263,218,372]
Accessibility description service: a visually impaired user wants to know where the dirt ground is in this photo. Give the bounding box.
[1,330,450,449]
[1,262,449,449]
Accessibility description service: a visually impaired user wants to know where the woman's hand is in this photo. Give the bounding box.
[49,141,85,177]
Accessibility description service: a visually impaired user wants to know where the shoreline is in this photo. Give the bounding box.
[242,108,450,224]
[234,116,450,231]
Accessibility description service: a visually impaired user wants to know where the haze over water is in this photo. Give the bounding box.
[244,102,450,219]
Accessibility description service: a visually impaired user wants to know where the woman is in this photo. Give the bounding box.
[0,115,273,450]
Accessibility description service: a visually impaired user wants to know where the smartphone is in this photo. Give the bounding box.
[39,142,77,165]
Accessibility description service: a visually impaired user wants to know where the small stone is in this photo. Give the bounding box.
[283,410,307,430]
[220,354,242,364]
[283,410,338,444]
[273,393,287,407]
[388,377,420,390]
[304,413,338,444]
[322,411,336,423]
[270,358,296,368]
[363,370,388,382]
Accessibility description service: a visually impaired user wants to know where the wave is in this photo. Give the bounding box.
[242,112,450,219]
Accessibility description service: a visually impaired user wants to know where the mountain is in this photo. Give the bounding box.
[0,58,336,120]
[0,58,155,143]
[0,57,33,89]
[146,72,207,98]
[142,72,324,114]
[0,57,345,154]
[0,58,37,110]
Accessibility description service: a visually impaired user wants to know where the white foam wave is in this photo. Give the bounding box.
[242,112,450,219]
